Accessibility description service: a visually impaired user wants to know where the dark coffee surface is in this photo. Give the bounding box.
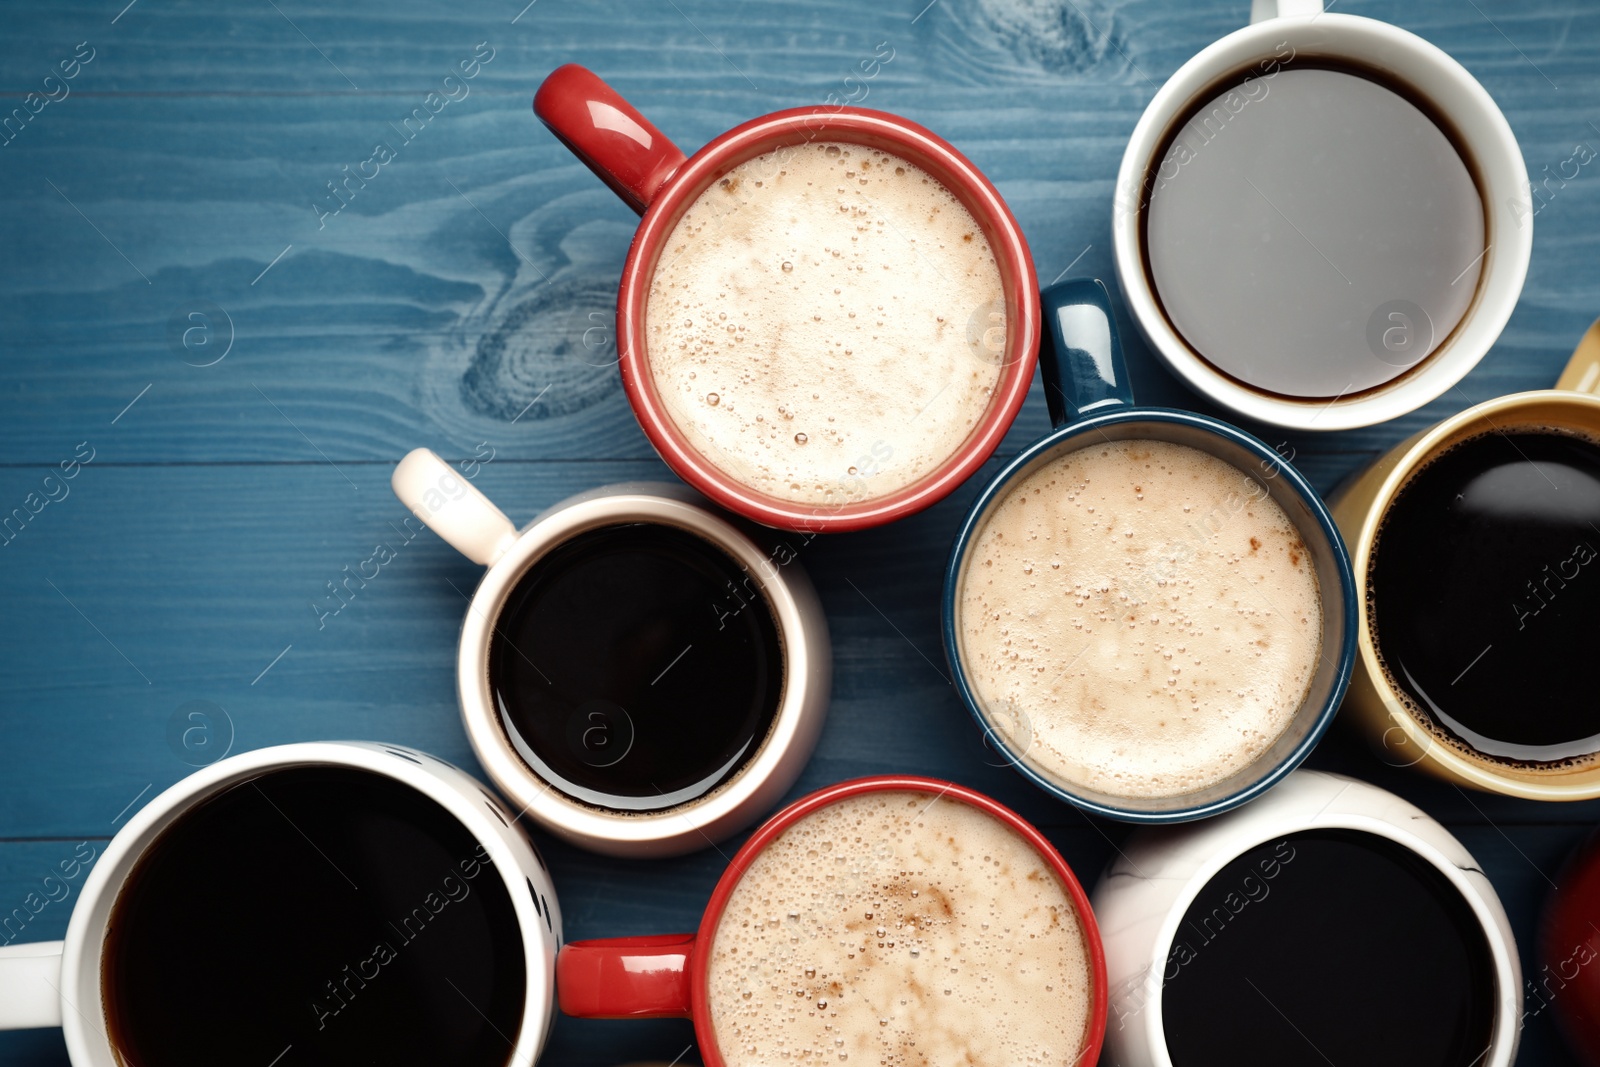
[490,522,784,810]
[1162,829,1496,1067]
[102,766,526,1067]
[1371,430,1600,764]
[1145,66,1483,398]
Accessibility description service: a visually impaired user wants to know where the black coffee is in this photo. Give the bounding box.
[1371,429,1600,765]
[490,522,783,811]
[103,766,527,1067]
[1162,830,1495,1067]
[1144,64,1484,398]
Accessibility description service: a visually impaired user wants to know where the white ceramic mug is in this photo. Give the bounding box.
[1112,0,1532,431]
[1091,769,1521,1066]
[392,448,831,858]
[0,741,561,1066]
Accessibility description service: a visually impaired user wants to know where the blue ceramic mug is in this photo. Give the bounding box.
[941,278,1356,823]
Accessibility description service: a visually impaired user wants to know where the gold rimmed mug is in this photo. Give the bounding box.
[1332,320,1600,799]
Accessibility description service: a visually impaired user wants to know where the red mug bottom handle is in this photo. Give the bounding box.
[557,934,696,1018]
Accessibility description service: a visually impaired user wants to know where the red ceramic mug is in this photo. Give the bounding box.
[1542,826,1600,1064]
[534,65,1041,532]
[557,775,1108,1066]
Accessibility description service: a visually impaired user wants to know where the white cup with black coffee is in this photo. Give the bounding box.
[392,448,831,857]
[1112,0,1532,430]
[1092,769,1522,1067]
[0,741,561,1067]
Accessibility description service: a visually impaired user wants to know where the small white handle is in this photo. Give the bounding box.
[1250,0,1322,22]
[0,940,64,1030]
[392,448,518,567]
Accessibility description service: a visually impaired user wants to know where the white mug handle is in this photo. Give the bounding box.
[392,448,518,567]
[1250,0,1322,22]
[0,940,64,1030]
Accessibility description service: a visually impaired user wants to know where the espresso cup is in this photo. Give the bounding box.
[1112,1,1531,430]
[0,741,560,1067]
[555,775,1108,1067]
[534,63,1041,531]
[393,448,829,856]
[942,278,1355,822]
[1092,769,1522,1067]
[1331,319,1600,799]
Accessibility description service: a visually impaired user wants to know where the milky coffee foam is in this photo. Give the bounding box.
[646,143,1005,507]
[707,790,1093,1067]
[958,440,1322,800]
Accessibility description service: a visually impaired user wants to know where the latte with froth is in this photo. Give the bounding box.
[958,439,1322,800]
[646,142,1006,507]
[707,790,1093,1066]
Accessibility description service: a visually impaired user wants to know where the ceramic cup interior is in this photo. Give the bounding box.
[1111,11,1531,430]
[555,775,1109,1067]
[942,278,1355,823]
[535,64,1042,531]
[617,108,1042,530]
[392,451,831,858]
[950,413,1352,820]
[1339,389,1600,799]
[1091,770,1522,1067]
[49,742,558,1067]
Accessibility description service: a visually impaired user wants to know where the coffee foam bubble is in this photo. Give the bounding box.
[707,790,1093,1067]
[958,439,1322,800]
[646,142,1005,507]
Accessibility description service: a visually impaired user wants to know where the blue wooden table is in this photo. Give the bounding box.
[3,1,1598,1063]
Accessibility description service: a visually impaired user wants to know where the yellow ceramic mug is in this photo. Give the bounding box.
[1332,320,1600,799]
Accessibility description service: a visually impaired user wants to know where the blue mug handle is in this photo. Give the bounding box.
[1039,278,1136,429]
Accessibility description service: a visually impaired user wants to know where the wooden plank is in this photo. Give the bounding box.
[0,1,1594,466]
[4,0,1600,1062]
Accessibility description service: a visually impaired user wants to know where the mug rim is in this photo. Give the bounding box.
[942,406,1356,823]
[1116,770,1521,1067]
[1346,388,1600,798]
[686,774,1109,1067]
[616,104,1041,532]
[1111,11,1532,431]
[59,741,557,1067]
[458,486,829,855]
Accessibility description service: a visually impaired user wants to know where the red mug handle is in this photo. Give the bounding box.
[556,933,696,1018]
[533,64,688,215]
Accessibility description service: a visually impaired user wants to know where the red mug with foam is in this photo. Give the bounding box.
[533,65,1041,532]
[557,775,1107,1066]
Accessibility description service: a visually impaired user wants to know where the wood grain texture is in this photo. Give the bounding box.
[2,0,1599,1063]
